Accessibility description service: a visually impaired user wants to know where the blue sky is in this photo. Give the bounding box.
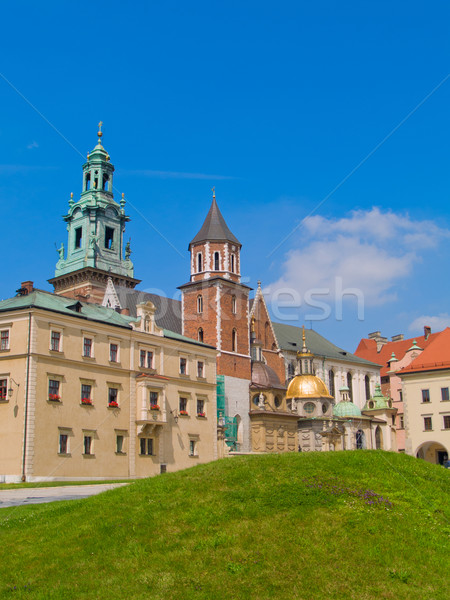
[1,1,450,350]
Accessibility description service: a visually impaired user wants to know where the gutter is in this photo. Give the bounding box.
[22,311,32,481]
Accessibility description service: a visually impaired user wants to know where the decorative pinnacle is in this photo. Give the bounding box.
[257,280,261,288]
[251,315,256,333]
[120,193,126,208]
[87,151,90,160]
[98,121,103,143]
[211,186,215,200]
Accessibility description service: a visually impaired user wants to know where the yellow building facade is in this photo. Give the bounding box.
[0,289,218,482]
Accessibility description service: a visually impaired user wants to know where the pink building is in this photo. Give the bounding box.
[355,327,437,452]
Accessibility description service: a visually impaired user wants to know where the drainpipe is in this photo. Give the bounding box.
[21,311,32,482]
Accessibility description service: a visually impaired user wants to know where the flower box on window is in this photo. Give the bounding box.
[108,401,119,408]
[197,412,206,418]
[150,404,160,411]
[48,394,61,402]
[81,397,93,406]
[179,410,189,416]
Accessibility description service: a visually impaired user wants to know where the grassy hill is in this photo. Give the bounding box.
[0,451,448,599]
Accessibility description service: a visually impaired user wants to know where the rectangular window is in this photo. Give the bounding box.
[189,440,196,456]
[75,227,82,249]
[81,384,92,405]
[0,379,7,401]
[48,379,60,401]
[83,435,92,455]
[197,361,204,378]
[197,399,205,416]
[421,389,430,403]
[140,438,153,455]
[116,435,124,453]
[179,397,188,414]
[59,434,68,454]
[110,343,118,362]
[399,390,403,402]
[443,415,450,429]
[441,388,449,401]
[51,331,61,352]
[424,417,432,431]
[0,330,9,350]
[140,350,154,369]
[150,391,159,409]
[180,357,187,375]
[105,227,114,249]
[399,415,404,429]
[83,338,92,357]
[108,388,118,407]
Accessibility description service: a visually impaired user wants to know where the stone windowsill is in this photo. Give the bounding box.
[82,454,96,458]
[58,453,71,457]
[115,451,127,456]
[0,348,10,353]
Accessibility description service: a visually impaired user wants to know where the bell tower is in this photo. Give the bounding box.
[179,190,251,379]
[49,123,140,302]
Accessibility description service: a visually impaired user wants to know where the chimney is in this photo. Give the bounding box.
[391,334,404,342]
[368,331,388,352]
[424,326,431,340]
[16,281,34,296]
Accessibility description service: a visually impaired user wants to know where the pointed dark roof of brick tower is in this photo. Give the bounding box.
[189,198,241,248]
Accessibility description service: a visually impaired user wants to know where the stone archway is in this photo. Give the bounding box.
[415,441,449,465]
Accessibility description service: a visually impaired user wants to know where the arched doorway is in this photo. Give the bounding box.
[415,441,448,465]
[356,429,365,449]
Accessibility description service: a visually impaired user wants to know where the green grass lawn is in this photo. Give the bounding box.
[0,451,448,599]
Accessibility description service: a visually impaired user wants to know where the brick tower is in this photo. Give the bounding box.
[179,190,252,450]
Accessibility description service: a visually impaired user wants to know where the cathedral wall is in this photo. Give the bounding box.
[182,286,218,345]
[262,349,286,388]
[218,352,251,380]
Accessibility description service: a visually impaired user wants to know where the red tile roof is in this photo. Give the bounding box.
[400,327,450,374]
[354,332,439,376]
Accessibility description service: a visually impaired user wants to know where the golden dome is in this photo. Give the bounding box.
[286,374,333,399]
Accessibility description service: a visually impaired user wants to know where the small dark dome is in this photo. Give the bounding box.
[251,362,285,390]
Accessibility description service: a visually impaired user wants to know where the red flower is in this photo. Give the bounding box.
[81,397,92,405]
[108,401,119,408]
[150,404,160,411]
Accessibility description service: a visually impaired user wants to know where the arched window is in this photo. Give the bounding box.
[197,295,203,314]
[288,362,295,379]
[375,426,383,450]
[347,372,353,401]
[356,430,365,449]
[94,170,99,189]
[85,173,91,191]
[214,252,220,271]
[231,254,235,273]
[365,375,371,400]
[231,295,236,314]
[197,253,202,273]
[232,328,237,352]
[198,328,203,342]
[328,370,335,397]
[102,173,109,191]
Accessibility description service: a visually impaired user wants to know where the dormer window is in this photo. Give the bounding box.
[214,252,220,271]
[105,227,114,250]
[75,227,82,249]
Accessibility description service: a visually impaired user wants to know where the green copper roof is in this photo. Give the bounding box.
[272,322,380,367]
[363,383,390,411]
[162,329,216,349]
[333,401,362,418]
[0,290,137,329]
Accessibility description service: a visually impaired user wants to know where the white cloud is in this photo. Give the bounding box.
[265,208,449,314]
[409,314,450,333]
[26,141,39,150]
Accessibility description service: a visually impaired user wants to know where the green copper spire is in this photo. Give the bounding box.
[363,383,391,411]
[55,123,134,279]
